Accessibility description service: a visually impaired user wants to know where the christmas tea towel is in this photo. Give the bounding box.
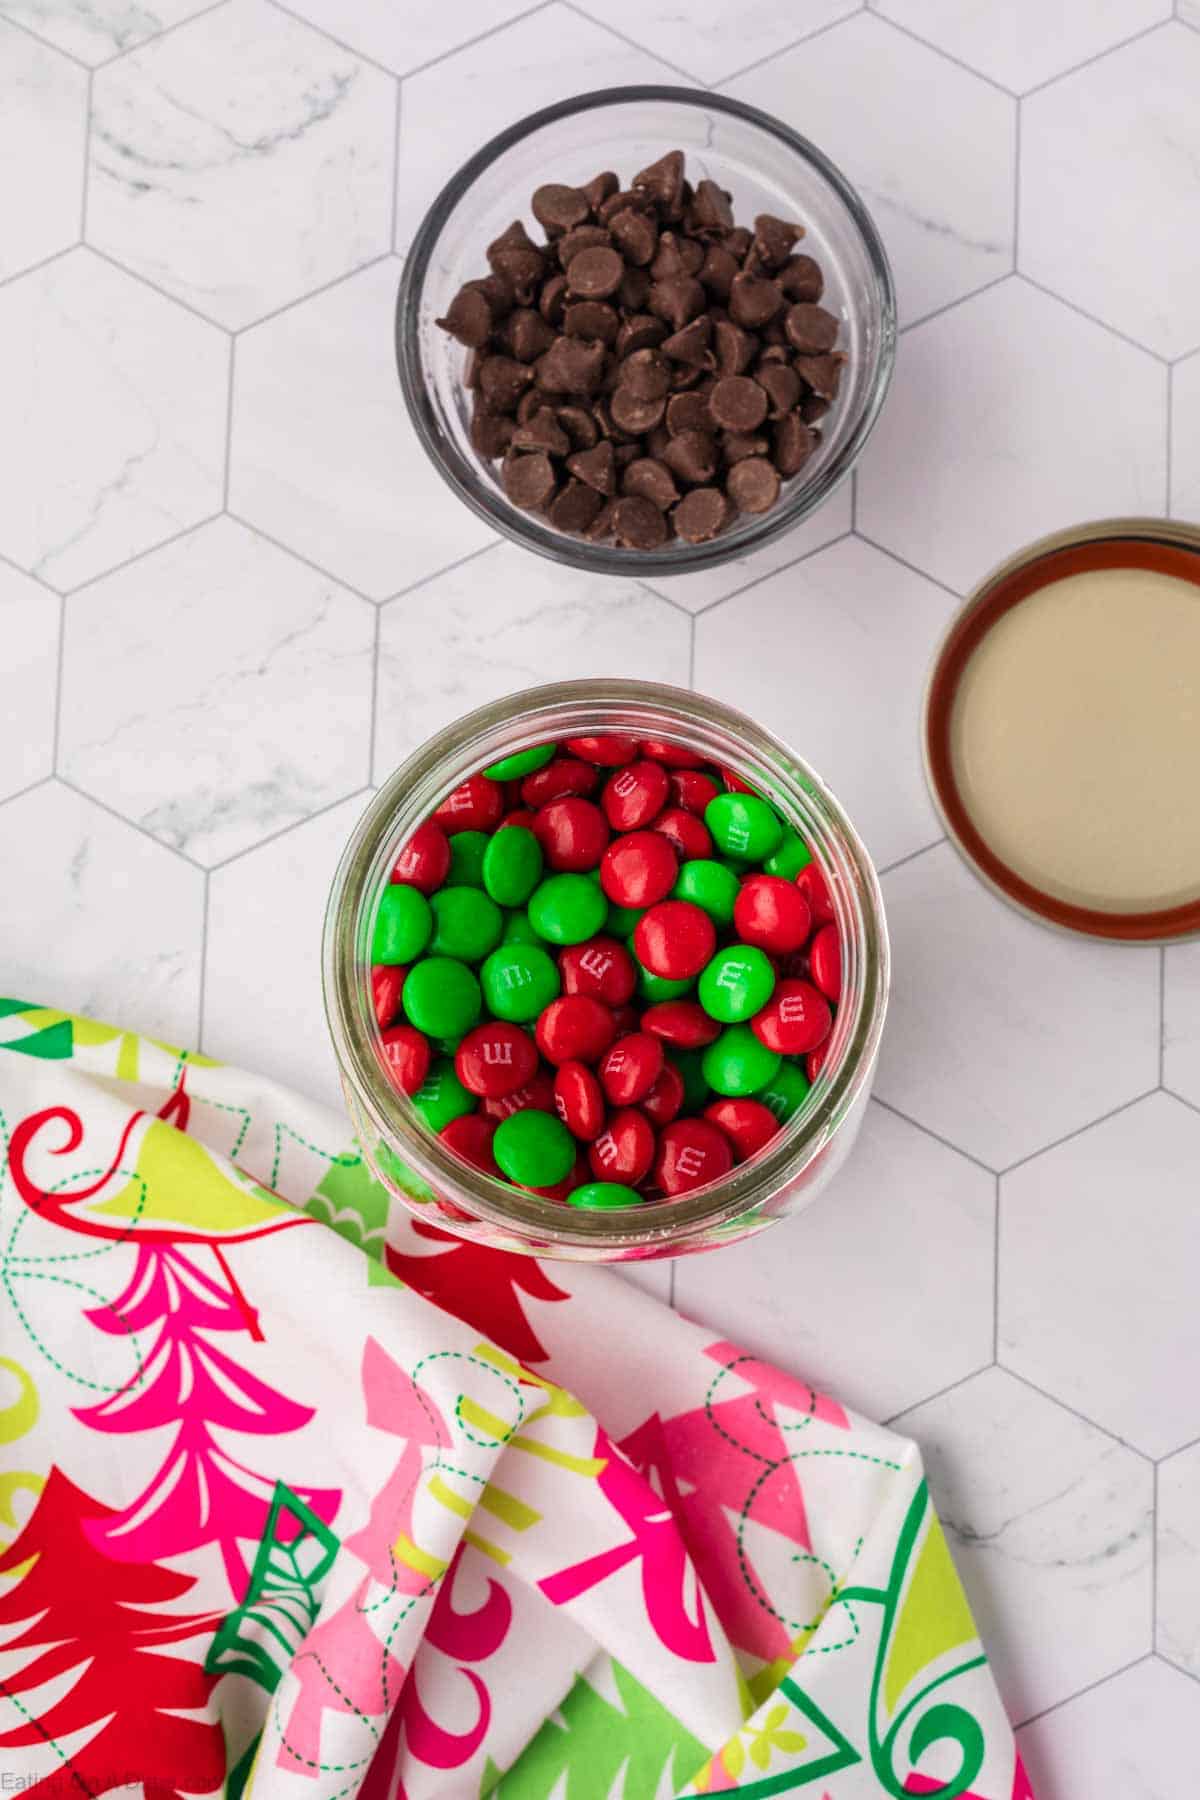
[0,1000,1030,1798]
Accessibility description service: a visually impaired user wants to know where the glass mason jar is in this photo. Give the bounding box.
[323,681,888,1261]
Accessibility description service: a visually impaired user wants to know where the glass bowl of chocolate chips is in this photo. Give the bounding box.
[397,86,895,574]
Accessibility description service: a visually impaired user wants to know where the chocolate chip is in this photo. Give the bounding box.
[673,487,730,543]
[610,385,666,435]
[435,284,493,347]
[698,243,739,299]
[499,307,557,362]
[785,303,839,353]
[648,275,705,332]
[773,413,815,477]
[690,179,734,235]
[800,392,830,424]
[651,232,704,280]
[722,430,769,464]
[470,405,513,459]
[709,374,768,432]
[532,183,590,238]
[582,170,619,213]
[503,451,557,511]
[549,478,604,533]
[778,254,824,303]
[723,226,753,260]
[729,272,784,328]
[515,386,545,424]
[598,187,652,224]
[585,499,617,540]
[536,335,607,396]
[726,456,780,513]
[619,348,670,400]
[467,273,515,320]
[646,423,672,460]
[633,150,684,214]
[663,429,717,485]
[794,351,845,400]
[609,207,658,267]
[612,495,669,548]
[616,312,667,357]
[614,442,641,468]
[479,354,535,413]
[621,457,680,510]
[487,221,544,301]
[567,246,624,300]
[755,362,801,418]
[557,224,611,267]
[566,438,617,495]
[539,273,568,325]
[511,407,570,455]
[564,300,619,344]
[666,390,712,435]
[713,317,757,376]
[557,404,600,451]
[660,314,713,366]
[617,265,651,312]
[753,213,803,270]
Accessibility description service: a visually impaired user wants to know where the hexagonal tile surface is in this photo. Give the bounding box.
[603,0,857,84]
[0,249,226,590]
[875,0,1170,93]
[1018,1658,1200,1800]
[59,517,375,866]
[276,0,538,76]
[647,483,852,616]
[394,4,680,249]
[88,0,395,329]
[1159,1439,1200,1678]
[857,278,1167,594]
[1163,941,1200,1109]
[374,542,690,775]
[0,781,203,1042]
[1000,1093,1200,1458]
[876,843,1160,1168]
[693,535,953,869]
[726,13,1014,325]
[0,21,85,281]
[230,257,494,600]
[1021,25,1200,359]
[204,793,370,1111]
[674,1101,994,1420]
[894,1368,1153,1723]
[0,0,215,65]
[1171,351,1200,524]
[0,565,59,802]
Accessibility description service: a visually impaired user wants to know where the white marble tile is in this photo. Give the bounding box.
[694,535,953,869]
[1158,1441,1200,1679]
[1170,351,1200,526]
[858,278,1167,594]
[0,565,59,802]
[230,256,494,600]
[0,20,86,280]
[0,248,226,590]
[646,484,852,616]
[394,4,681,249]
[1018,1659,1200,1800]
[275,0,534,76]
[0,780,203,1042]
[87,0,395,329]
[374,542,690,775]
[59,516,374,866]
[727,12,1014,326]
[675,1100,994,1420]
[895,1368,1153,1724]
[607,0,858,84]
[204,793,370,1111]
[0,0,215,65]
[1000,1093,1200,1459]
[1163,941,1200,1110]
[1021,25,1200,360]
[876,0,1170,93]
[876,844,1160,1169]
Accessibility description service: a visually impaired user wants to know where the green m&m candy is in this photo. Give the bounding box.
[493,1109,575,1187]
[606,901,645,939]
[428,887,503,963]
[756,1059,811,1123]
[481,943,560,1022]
[705,792,784,862]
[638,965,694,1003]
[482,825,543,907]
[501,908,541,945]
[671,1048,710,1111]
[483,743,555,781]
[410,1059,474,1131]
[567,1181,644,1210]
[401,957,481,1038]
[372,884,432,964]
[673,859,741,926]
[702,1024,782,1097]
[765,827,813,881]
[698,945,776,1024]
[446,830,489,888]
[528,873,607,946]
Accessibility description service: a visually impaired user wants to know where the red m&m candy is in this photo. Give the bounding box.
[392,820,451,893]
[640,1059,685,1126]
[795,860,836,926]
[535,995,616,1066]
[640,739,704,768]
[554,1061,606,1140]
[434,774,503,834]
[602,760,670,831]
[371,963,406,1029]
[600,830,678,908]
[559,936,637,1005]
[522,758,598,805]
[641,1000,721,1048]
[634,901,716,981]
[654,1118,733,1194]
[810,922,842,1000]
[589,1108,656,1183]
[752,978,832,1055]
[806,1041,831,1082]
[564,734,639,765]
[440,1113,498,1175]
[653,807,712,862]
[599,1032,664,1105]
[379,1024,431,1096]
[703,1098,779,1161]
[532,797,609,871]
[734,874,812,955]
[482,1071,556,1119]
[455,1021,538,1098]
[668,769,720,814]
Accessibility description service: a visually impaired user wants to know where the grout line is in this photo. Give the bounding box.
[93,0,234,69]
[858,11,1019,98]
[389,77,403,255]
[55,774,208,871]
[1016,271,1171,365]
[224,510,381,604]
[1158,1428,1200,1463]
[388,0,558,84]
[853,530,967,602]
[196,871,211,1050]
[876,837,945,879]
[206,784,374,872]
[0,11,92,70]
[563,0,705,85]
[62,513,222,598]
[51,592,67,775]
[662,526,854,621]
[637,579,697,622]
[1170,1088,1200,1123]
[232,251,395,339]
[0,244,79,297]
[992,1174,1001,1360]
[86,242,238,335]
[1001,1365,1156,1460]
[1159,946,1168,1085]
[1020,15,1178,100]
[80,71,94,240]
[262,0,408,81]
[378,538,503,608]
[715,8,869,88]
[884,1359,996,1428]
[367,604,382,786]
[870,1096,999,1175]
[222,338,236,510]
[899,270,1014,337]
[0,774,56,814]
[1015,1654,1154,1731]
[1164,1654,1200,1689]
[998,1086,1159,1178]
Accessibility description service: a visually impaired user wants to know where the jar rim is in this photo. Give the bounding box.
[323,680,889,1251]
[396,83,896,578]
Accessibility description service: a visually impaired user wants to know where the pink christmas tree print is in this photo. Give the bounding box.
[74,1244,339,1598]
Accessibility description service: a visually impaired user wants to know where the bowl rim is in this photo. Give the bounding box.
[396,83,896,578]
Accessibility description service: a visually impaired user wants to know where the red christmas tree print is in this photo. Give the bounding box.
[0,1467,224,1798]
[385,1221,569,1364]
[73,1244,339,1598]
